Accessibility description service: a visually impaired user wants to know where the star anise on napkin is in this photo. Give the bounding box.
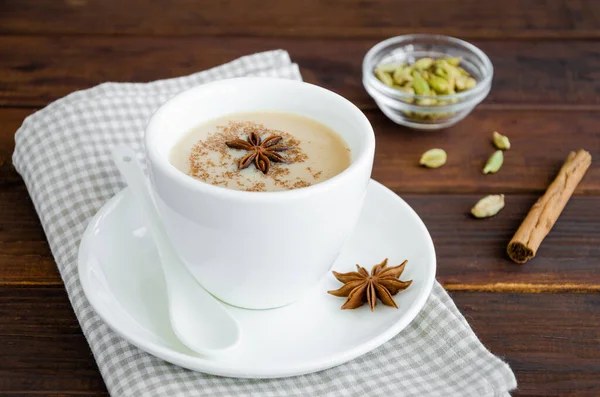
[225,132,288,174]
[328,259,412,311]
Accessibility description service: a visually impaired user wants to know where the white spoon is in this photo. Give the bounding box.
[112,144,241,355]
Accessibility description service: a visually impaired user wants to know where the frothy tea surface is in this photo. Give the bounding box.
[170,112,351,192]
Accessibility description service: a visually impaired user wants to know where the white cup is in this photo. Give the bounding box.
[145,77,375,309]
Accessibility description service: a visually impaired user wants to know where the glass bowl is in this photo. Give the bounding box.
[362,34,493,130]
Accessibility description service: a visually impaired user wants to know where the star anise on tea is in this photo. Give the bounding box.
[328,259,412,312]
[225,132,288,174]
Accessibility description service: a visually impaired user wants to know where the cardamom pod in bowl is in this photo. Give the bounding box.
[362,34,493,130]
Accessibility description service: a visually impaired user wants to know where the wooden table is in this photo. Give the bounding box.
[1,1,599,395]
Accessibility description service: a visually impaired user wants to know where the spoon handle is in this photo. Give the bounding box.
[112,145,170,246]
[112,144,241,354]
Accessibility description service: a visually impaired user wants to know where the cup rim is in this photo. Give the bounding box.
[145,77,375,202]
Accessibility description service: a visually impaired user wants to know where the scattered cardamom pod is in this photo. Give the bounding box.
[419,148,447,168]
[483,150,504,174]
[492,131,511,150]
[471,194,505,218]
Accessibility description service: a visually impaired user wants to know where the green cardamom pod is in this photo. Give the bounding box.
[444,72,454,88]
[417,98,437,106]
[375,70,394,87]
[457,66,469,76]
[396,86,415,103]
[434,67,448,79]
[492,131,511,150]
[375,57,476,97]
[411,72,431,95]
[465,77,477,90]
[419,148,447,168]
[455,75,468,91]
[440,63,461,79]
[393,66,413,85]
[471,194,505,218]
[428,75,450,94]
[445,57,462,66]
[375,63,403,73]
[413,57,434,69]
[483,150,504,174]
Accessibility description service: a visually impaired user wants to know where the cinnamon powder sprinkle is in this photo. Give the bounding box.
[187,121,313,192]
[306,166,323,180]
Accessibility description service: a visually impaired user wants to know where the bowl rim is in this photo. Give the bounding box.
[362,33,494,103]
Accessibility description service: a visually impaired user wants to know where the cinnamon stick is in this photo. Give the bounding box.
[507,149,592,264]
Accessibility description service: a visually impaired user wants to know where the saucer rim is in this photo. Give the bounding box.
[77,179,436,378]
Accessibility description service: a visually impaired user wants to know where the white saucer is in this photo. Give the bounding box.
[78,180,436,378]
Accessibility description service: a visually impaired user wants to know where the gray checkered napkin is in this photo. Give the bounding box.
[12,50,516,397]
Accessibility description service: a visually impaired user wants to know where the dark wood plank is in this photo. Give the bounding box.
[451,292,600,397]
[2,36,600,108]
[405,194,600,290]
[1,287,598,395]
[0,109,58,286]
[0,288,107,395]
[0,183,58,286]
[1,0,599,40]
[0,109,57,285]
[369,110,600,195]
[0,108,29,186]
